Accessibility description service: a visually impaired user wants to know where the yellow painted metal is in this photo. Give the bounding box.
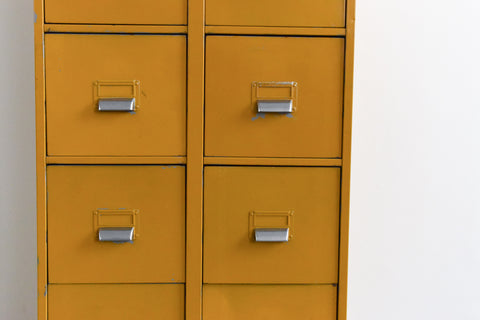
[204,167,340,284]
[47,165,185,283]
[205,26,346,36]
[205,36,345,158]
[45,24,188,34]
[45,0,187,25]
[185,0,205,319]
[251,81,298,110]
[34,0,47,319]
[49,284,184,320]
[203,284,337,320]
[93,80,141,109]
[204,157,342,166]
[36,0,355,319]
[206,0,345,28]
[45,34,186,157]
[338,1,356,319]
[46,156,187,165]
[43,24,344,37]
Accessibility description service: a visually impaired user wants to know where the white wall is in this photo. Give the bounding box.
[0,0,37,319]
[349,0,480,319]
[0,0,479,319]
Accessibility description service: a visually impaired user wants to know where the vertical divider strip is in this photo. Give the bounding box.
[34,0,47,319]
[338,0,356,319]
[186,0,205,320]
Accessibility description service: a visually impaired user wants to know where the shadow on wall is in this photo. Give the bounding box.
[0,0,37,319]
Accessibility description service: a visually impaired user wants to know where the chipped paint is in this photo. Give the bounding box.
[161,165,179,169]
[252,112,293,120]
[34,12,37,23]
[112,240,133,244]
[44,285,47,297]
[251,113,266,121]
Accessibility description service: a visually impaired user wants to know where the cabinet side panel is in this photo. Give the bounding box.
[34,0,46,319]
[338,0,356,319]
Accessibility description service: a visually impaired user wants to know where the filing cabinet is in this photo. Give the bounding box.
[203,285,337,320]
[46,34,186,157]
[49,284,184,320]
[204,166,340,284]
[47,165,185,283]
[205,36,344,158]
[35,0,355,320]
[45,0,187,25]
[206,0,345,27]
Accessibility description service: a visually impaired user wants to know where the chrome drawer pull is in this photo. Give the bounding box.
[254,228,289,242]
[98,98,135,112]
[98,227,134,243]
[257,99,293,113]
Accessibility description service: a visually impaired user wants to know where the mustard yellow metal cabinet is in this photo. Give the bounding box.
[34,0,355,319]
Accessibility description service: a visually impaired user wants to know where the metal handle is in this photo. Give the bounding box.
[257,99,293,113]
[98,227,134,243]
[98,98,135,112]
[254,228,289,242]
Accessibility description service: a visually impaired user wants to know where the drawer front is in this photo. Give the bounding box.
[47,165,185,283]
[204,167,340,284]
[206,0,345,28]
[46,34,186,157]
[49,284,184,320]
[45,0,186,25]
[205,36,344,158]
[203,284,337,320]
